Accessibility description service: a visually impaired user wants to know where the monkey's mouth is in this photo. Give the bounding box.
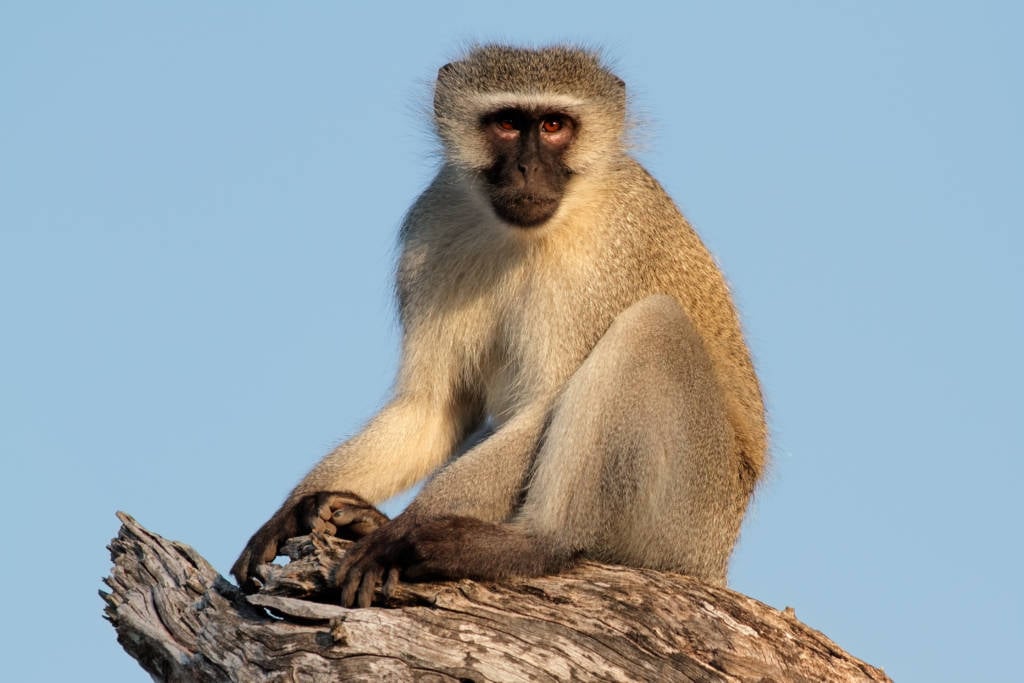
[488,192,561,228]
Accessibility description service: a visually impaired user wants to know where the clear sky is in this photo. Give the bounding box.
[2,2,1021,681]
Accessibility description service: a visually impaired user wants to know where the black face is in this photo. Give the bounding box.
[480,108,576,227]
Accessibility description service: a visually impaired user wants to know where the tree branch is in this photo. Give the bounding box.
[102,512,890,682]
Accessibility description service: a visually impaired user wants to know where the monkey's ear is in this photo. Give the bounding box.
[434,63,458,118]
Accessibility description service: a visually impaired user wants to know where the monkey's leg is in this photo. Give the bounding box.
[403,295,741,584]
[515,294,744,585]
[335,295,744,605]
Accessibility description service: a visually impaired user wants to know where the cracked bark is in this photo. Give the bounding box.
[102,512,891,682]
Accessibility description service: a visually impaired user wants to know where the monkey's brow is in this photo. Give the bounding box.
[468,91,585,113]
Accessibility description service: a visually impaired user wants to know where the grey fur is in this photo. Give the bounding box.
[232,45,766,597]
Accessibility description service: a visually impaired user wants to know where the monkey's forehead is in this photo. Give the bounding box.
[435,45,626,106]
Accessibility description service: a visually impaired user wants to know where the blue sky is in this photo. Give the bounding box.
[2,2,1021,681]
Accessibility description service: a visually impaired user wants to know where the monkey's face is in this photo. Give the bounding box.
[480,108,575,228]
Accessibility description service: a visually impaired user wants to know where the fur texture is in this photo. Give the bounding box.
[232,46,767,604]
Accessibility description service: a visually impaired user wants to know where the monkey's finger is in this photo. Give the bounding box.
[318,492,371,517]
[316,496,345,521]
[334,508,387,535]
[338,557,373,607]
[339,569,358,607]
[234,538,279,587]
[331,554,357,590]
[331,508,365,526]
[334,504,388,524]
[230,551,252,585]
[382,567,400,598]
[233,547,271,593]
[311,518,338,536]
[355,566,381,608]
[256,540,275,562]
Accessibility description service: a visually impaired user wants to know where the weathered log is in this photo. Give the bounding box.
[102,512,890,682]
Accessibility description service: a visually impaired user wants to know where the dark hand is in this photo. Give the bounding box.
[232,491,388,591]
[333,514,488,608]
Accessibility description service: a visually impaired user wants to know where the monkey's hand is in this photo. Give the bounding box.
[332,514,499,608]
[231,491,388,592]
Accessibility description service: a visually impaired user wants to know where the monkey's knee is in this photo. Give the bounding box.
[602,295,696,354]
[592,294,714,392]
[614,293,686,326]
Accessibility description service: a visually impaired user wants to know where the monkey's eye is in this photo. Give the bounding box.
[541,117,564,133]
[497,119,517,131]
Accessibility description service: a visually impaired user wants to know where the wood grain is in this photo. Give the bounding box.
[102,512,891,682]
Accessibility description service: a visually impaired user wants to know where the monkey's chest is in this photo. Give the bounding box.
[482,365,518,426]
[478,290,595,425]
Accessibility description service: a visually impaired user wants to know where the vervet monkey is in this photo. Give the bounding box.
[232,45,767,608]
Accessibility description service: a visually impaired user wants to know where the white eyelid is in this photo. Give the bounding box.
[469,92,585,113]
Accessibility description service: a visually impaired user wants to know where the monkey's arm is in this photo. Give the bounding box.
[232,371,478,589]
[329,400,552,607]
[409,400,550,521]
